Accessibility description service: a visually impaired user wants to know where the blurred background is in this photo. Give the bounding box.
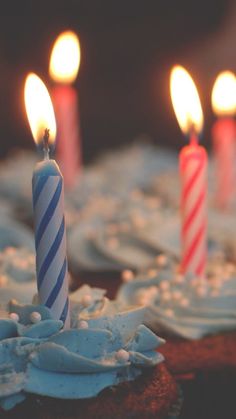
[0,0,235,162]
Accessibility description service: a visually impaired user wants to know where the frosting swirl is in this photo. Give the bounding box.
[117,254,236,340]
[0,285,164,410]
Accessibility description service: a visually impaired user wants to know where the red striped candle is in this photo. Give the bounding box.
[49,31,81,189]
[179,134,207,276]
[170,65,207,278]
[211,71,236,210]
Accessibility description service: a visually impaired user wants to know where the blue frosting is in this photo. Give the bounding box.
[0,286,165,410]
[117,255,236,340]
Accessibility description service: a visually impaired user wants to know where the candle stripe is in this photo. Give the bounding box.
[37,204,64,272]
[182,222,206,270]
[35,181,62,249]
[45,258,67,308]
[181,151,202,170]
[37,217,65,288]
[60,297,69,323]
[182,161,204,203]
[182,189,206,235]
[33,176,49,209]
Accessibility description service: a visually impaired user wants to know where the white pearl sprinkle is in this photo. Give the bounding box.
[30,312,42,324]
[162,291,171,302]
[78,320,89,329]
[0,275,7,287]
[81,294,93,308]
[147,269,158,278]
[180,298,189,307]
[156,254,167,267]
[159,280,170,292]
[115,349,130,362]
[9,312,19,322]
[136,295,149,306]
[122,270,134,283]
[165,309,174,317]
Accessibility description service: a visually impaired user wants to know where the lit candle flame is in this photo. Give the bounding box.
[211,71,236,116]
[49,31,80,84]
[24,73,56,146]
[170,65,203,136]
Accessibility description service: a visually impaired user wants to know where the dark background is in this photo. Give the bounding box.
[0,0,235,162]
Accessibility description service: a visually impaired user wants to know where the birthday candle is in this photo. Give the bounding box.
[170,65,207,278]
[211,71,236,210]
[24,73,70,327]
[49,31,81,188]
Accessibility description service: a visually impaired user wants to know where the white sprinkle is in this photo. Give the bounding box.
[81,294,93,308]
[159,280,170,292]
[115,349,130,362]
[30,312,42,324]
[135,290,150,306]
[165,309,174,317]
[147,269,158,278]
[9,312,19,322]
[0,275,7,286]
[132,215,146,228]
[122,270,134,283]
[156,254,167,267]
[180,298,189,307]
[225,263,235,275]
[162,291,171,302]
[78,320,89,329]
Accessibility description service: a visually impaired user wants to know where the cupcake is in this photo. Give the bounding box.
[0,285,180,419]
[117,251,236,376]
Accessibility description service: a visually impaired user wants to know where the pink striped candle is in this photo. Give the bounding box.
[49,31,81,189]
[211,71,236,210]
[179,134,207,276]
[170,65,207,278]
[212,118,235,209]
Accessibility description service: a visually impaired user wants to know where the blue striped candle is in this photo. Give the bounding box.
[25,73,70,328]
[32,155,70,327]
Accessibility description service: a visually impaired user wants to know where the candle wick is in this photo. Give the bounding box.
[189,125,198,146]
[43,129,50,160]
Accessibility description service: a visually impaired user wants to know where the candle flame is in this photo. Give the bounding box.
[211,71,236,116]
[170,65,203,135]
[49,31,80,84]
[24,73,56,146]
